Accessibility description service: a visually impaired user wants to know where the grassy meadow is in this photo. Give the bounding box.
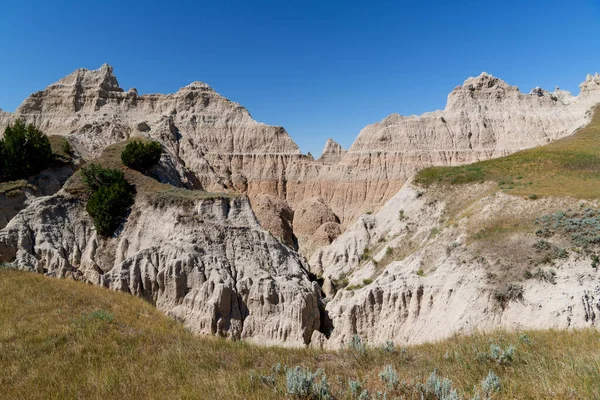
[1,268,599,399]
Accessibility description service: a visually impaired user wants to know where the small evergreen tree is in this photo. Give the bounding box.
[0,119,53,181]
[81,163,135,237]
[121,140,162,173]
[81,163,127,191]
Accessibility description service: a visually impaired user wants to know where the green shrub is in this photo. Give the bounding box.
[0,120,53,181]
[81,163,127,191]
[81,164,135,237]
[398,209,405,220]
[121,140,162,173]
[61,139,72,156]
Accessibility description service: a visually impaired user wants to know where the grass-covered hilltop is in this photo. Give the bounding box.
[416,106,600,199]
[1,268,599,400]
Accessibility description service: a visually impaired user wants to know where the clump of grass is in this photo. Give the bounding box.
[429,227,441,238]
[331,274,349,290]
[592,254,599,269]
[360,247,371,261]
[416,268,425,277]
[415,106,600,199]
[0,179,31,195]
[86,310,114,323]
[398,209,405,221]
[525,267,557,284]
[493,284,524,309]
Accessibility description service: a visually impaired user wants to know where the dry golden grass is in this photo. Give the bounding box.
[2,268,600,399]
[415,106,600,199]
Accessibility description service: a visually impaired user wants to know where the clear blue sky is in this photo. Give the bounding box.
[0,0,598,155]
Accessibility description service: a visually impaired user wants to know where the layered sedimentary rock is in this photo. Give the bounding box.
[3,66,599,239]
[318,138,346,164]
[0,190,320,347]
[0,163,77,229]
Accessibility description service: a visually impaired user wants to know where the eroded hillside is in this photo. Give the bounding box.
[1,66,600,348]
[2,66,599,254]
[311,106,600,349]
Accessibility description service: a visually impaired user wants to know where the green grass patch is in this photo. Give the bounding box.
[415,106,600,199]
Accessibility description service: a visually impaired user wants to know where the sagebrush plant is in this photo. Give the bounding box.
[121,140,162,173]
[285,366,332,399]
[481,370,501,395]
[348,379,364,398]
[535,208,600,248]
[420,370,461,400]
[347,334,367,356]
[486,343,515,365]
[382,340,394,354]
[379,364,399,390]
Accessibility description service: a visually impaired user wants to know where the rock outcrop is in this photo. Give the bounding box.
[311,180,600,348]
[3,67,600,240]
[318,138,346,164]
[0,190,320,347]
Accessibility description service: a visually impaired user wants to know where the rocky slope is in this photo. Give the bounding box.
[309,180,600,348]
[3,67,599,254]
[0,187,321,347]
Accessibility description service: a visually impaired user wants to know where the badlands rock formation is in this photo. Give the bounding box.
[3,66,600,253]
[311,181,600,348]
[318,138,346,164]
[1,65,600,348]
[0,189,321,347]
